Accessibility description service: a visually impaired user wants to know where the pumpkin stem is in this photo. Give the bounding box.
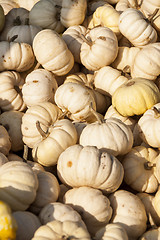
[8,35,18,42]
[148,212,158,229]
[36,121,49,139]
[80,34,92,46]
[89,102,103,124]
[148,8,159,23]
[34,62,41,70]
[144,161,156,170]
[153,106,160,118]
[23,144,28,163]
[13,16,21,26]
[121,65,131,79]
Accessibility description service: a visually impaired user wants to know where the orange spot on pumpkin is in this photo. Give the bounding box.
[67,161,72,167]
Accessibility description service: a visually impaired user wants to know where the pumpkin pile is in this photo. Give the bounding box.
[0,0,160,239]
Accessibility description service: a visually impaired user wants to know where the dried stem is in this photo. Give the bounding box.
[80,34,92,46]
[144,161,156,170]
[36,121,49,139]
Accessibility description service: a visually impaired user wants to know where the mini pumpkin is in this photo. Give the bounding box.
[112,78,160,117]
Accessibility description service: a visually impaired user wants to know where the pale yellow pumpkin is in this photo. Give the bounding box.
[29,171,60,214]
[95,223,129,240]
[92,3,121,37]
[140,0,160,16]
[12,211,41,240]
[60,0,87,28]
[32,29,74,76]
[112,78,160,117]
[57,144,124,193]
[152,189,160,218]
[0,161,38,211]
[109,189,147,240]
[63,186,113,236]
[22,68,58,107]
[80,26,118,71]
[29,0,64,34]
[131,43,160,81]
[119,8,157,46]
[0,70,26,112]
[137,103,160,148]
[0,200,17,240]
[122,146,159,193]
[31,220,91,240]
[0,110,24,152]
[79,117,133,156]
[0,125,11,156]
[21,102,62,148]
[32,119,78,166]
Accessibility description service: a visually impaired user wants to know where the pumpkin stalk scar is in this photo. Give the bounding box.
[144,161,156,170]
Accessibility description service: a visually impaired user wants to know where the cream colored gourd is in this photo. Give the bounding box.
[118,8,157,46]
[112,78,160,117]
[62,25,87,64]
[0,111,24,152]
[6,24,42,45]
[13,211,41,240]
[0,71,26,112]
[64,72,109,114]
[122,146,159,193]
[137,192,160,226]
[109,189,147,240]
[94,66,128,96]
[115,0,141,13]
[0,125,11,156]
[22,68,58,107]
[79,116,133,157]
[80,26,118,71]
[0,161,38,211]
[54,82,97,122]
[104,105,136,131]
[131,43,160,80]
[0,200,17,240]
[63,186,113,236]
[92,3,121,37]
[0,40,35,72]
[39,202,86,228]
[57,144,124,193]
[29,171,60,214]
[151,9,160,36]
[111,46,141,73]
[0,0,19,15]
[32,119,78,166]
[31,220,91,240]
[21,102,62,148]
[0,7,29,41]
[33,29,74,76]
[137,103,160,148]
[95,223,129,240]
[60,0,87,28]
[29,0,64,33]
